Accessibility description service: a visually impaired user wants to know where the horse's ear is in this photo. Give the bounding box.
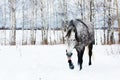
[66,50,67,52]
[70,20,74,25]
[70,20,76,28]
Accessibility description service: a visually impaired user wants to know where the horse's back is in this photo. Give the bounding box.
[84,21,95,44]
[75,19,94,44]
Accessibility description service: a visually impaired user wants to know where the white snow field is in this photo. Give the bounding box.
[0,45,120,80]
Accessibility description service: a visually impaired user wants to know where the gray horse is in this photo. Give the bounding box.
[65,19,95,70]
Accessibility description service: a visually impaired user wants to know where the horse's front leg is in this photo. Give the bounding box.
[76,47,85,70]
[66,50,74,69]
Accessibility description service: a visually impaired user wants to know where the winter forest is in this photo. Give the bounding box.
[0,0,120,80]
[0,0,120,45]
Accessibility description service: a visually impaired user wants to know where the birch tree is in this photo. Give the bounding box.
[39,0,48,44]
[59,0,65,44]
[30,0,36,45]
[115,0,120,43]
[110,0,116,44]
[107,0,112,44]
[80,0,84,20]
[9,0,16,45]
[48,1,52,44]
[63,0,67,28]
[40,0,44,44]
[2,0,7,45]
[34,0,37,45]
[22,0,25,45]
[103,0,107,44]
[90,0,94,22]
[44,0,48,44]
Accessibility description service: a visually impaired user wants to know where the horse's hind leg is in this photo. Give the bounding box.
[77,47,85,70]
[88,42,93,65]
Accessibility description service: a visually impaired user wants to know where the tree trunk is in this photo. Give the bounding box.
[107,1,111,44]
[4,0,6,45]
[63,0,67,28]
[31,0,35,45]
[110,1,115,44]
[90,0,94,22]
[2,0,7,45]
[103,0,106,44]
[116,0,120,43]
[40,0,43,43]
[9,0,16,45]
[22,0,25,45]
[81,0,83,20]
[35,0,38,45]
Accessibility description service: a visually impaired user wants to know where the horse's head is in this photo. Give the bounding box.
[65,20,76,59]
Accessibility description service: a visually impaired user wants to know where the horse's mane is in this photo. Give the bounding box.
[65,20,75,38]
[65,19,90,40]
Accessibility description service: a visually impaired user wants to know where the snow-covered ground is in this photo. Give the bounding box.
[0,44,120,80]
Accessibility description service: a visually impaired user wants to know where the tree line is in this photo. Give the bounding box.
[0,0,120,45]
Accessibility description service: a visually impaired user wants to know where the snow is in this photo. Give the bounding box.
[0,44,120,80]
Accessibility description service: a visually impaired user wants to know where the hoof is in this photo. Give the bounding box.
[68,60,74,69]
[69,64,74,69]
[80,66,82,70]
[89,62,92,66]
